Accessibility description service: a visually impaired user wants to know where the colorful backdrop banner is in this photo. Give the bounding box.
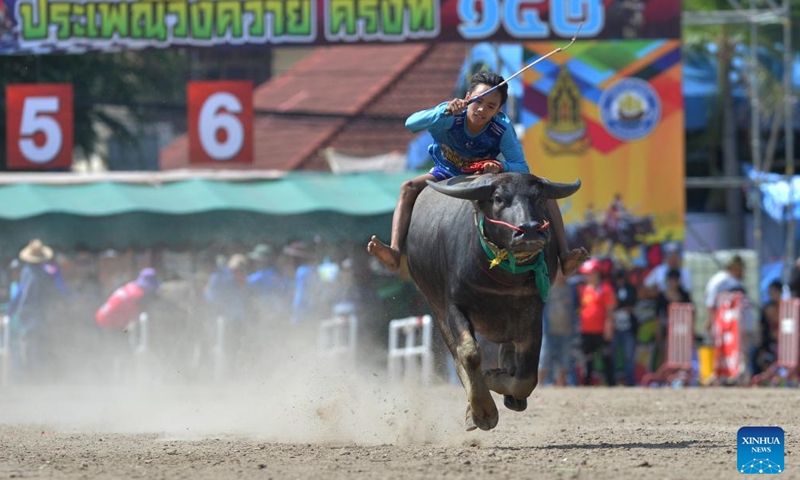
[0,0,680,54]
[521,39,684,259]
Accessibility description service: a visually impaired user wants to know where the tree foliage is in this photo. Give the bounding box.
[683,0,799,172]
[681,0,797,238]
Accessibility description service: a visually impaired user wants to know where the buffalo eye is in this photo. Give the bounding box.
[493,194,505,206]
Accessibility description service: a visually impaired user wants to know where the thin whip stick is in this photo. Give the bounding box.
[467,22,584,105]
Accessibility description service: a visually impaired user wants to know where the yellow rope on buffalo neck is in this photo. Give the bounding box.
[473,212,551,301]
[474,212,538,269]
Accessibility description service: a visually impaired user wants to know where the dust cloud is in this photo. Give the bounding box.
[0,322,469,446]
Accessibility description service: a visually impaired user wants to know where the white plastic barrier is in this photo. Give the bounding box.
[667,303,694,369]
[125,312,150,383]
[317,311,359,364]
[388,315,434,384]
[777,299,799,370]
[0,315,9,387]
[112,312,151,384]
[212,315,226,382]
[126,312,149,353]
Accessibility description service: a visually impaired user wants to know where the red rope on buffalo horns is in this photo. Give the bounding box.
[484,217,550,233]
[537,219,550,231]
[483,216,524,232]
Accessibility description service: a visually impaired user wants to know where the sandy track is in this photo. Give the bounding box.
[0,384,797,480]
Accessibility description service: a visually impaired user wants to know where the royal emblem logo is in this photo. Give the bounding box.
[599,77,661,141]
[738,426,784,474]
[542,68,590,155]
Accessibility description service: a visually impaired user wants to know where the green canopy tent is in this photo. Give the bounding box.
[0,172,415,252]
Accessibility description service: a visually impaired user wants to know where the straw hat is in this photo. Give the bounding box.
[248,243,273,261]
[227,254,249,271]
[19,239,54,264]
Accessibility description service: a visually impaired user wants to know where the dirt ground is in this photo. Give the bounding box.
[0,381,797,480]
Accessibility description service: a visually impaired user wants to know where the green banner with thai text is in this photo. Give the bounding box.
[0,0,680,54]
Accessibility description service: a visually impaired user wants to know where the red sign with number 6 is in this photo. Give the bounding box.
[6,83,74,170]
[188,81,253,165]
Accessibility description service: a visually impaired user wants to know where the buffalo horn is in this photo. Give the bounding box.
[540,178,581,200]
[426,175,495,201]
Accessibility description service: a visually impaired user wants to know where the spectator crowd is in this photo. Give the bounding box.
[0,236,793,388]
[538,243,789,387]
[0,238,390,384]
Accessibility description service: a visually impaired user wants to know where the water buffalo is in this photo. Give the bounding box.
[566,219,603,255]
[604,214,656,257]
[405,173,581,431]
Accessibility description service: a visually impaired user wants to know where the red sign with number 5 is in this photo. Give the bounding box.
[188,81,253,165]
[6,83,74,170]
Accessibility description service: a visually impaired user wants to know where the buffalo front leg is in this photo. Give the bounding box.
[445,305,498,432]
[484,340,541,411]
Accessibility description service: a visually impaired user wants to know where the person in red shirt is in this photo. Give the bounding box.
[96,268,160,330]
[577,259,616,386]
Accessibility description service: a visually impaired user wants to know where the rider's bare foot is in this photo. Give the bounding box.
[561,247,590,276]
[367,235,402,272]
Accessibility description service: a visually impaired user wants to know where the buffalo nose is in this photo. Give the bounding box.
[515,221,543,239]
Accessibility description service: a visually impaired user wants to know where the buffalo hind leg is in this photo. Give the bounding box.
[497,343,527,412]
[484,341,541,410]
[445,305,498,432]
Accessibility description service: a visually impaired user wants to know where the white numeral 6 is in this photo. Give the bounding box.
[198,92,244,161]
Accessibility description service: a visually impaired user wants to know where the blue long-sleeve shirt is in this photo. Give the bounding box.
[405,102,530,178]
[205,268,248,323]
[7,264,62,333]
[290,265,317,324]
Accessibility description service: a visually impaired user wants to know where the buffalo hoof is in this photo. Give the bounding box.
[504,395,527,412]
[465,403,499,432]
[465,406,477,432]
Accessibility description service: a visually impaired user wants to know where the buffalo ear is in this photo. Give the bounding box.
[539,178,581,200]
[426,174,495,201]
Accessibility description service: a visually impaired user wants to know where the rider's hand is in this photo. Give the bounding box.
[461,160,503,174]
[445,98,468,116]
[481,162,502,174]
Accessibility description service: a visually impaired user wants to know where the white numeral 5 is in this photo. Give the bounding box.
[19,96,63,164]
